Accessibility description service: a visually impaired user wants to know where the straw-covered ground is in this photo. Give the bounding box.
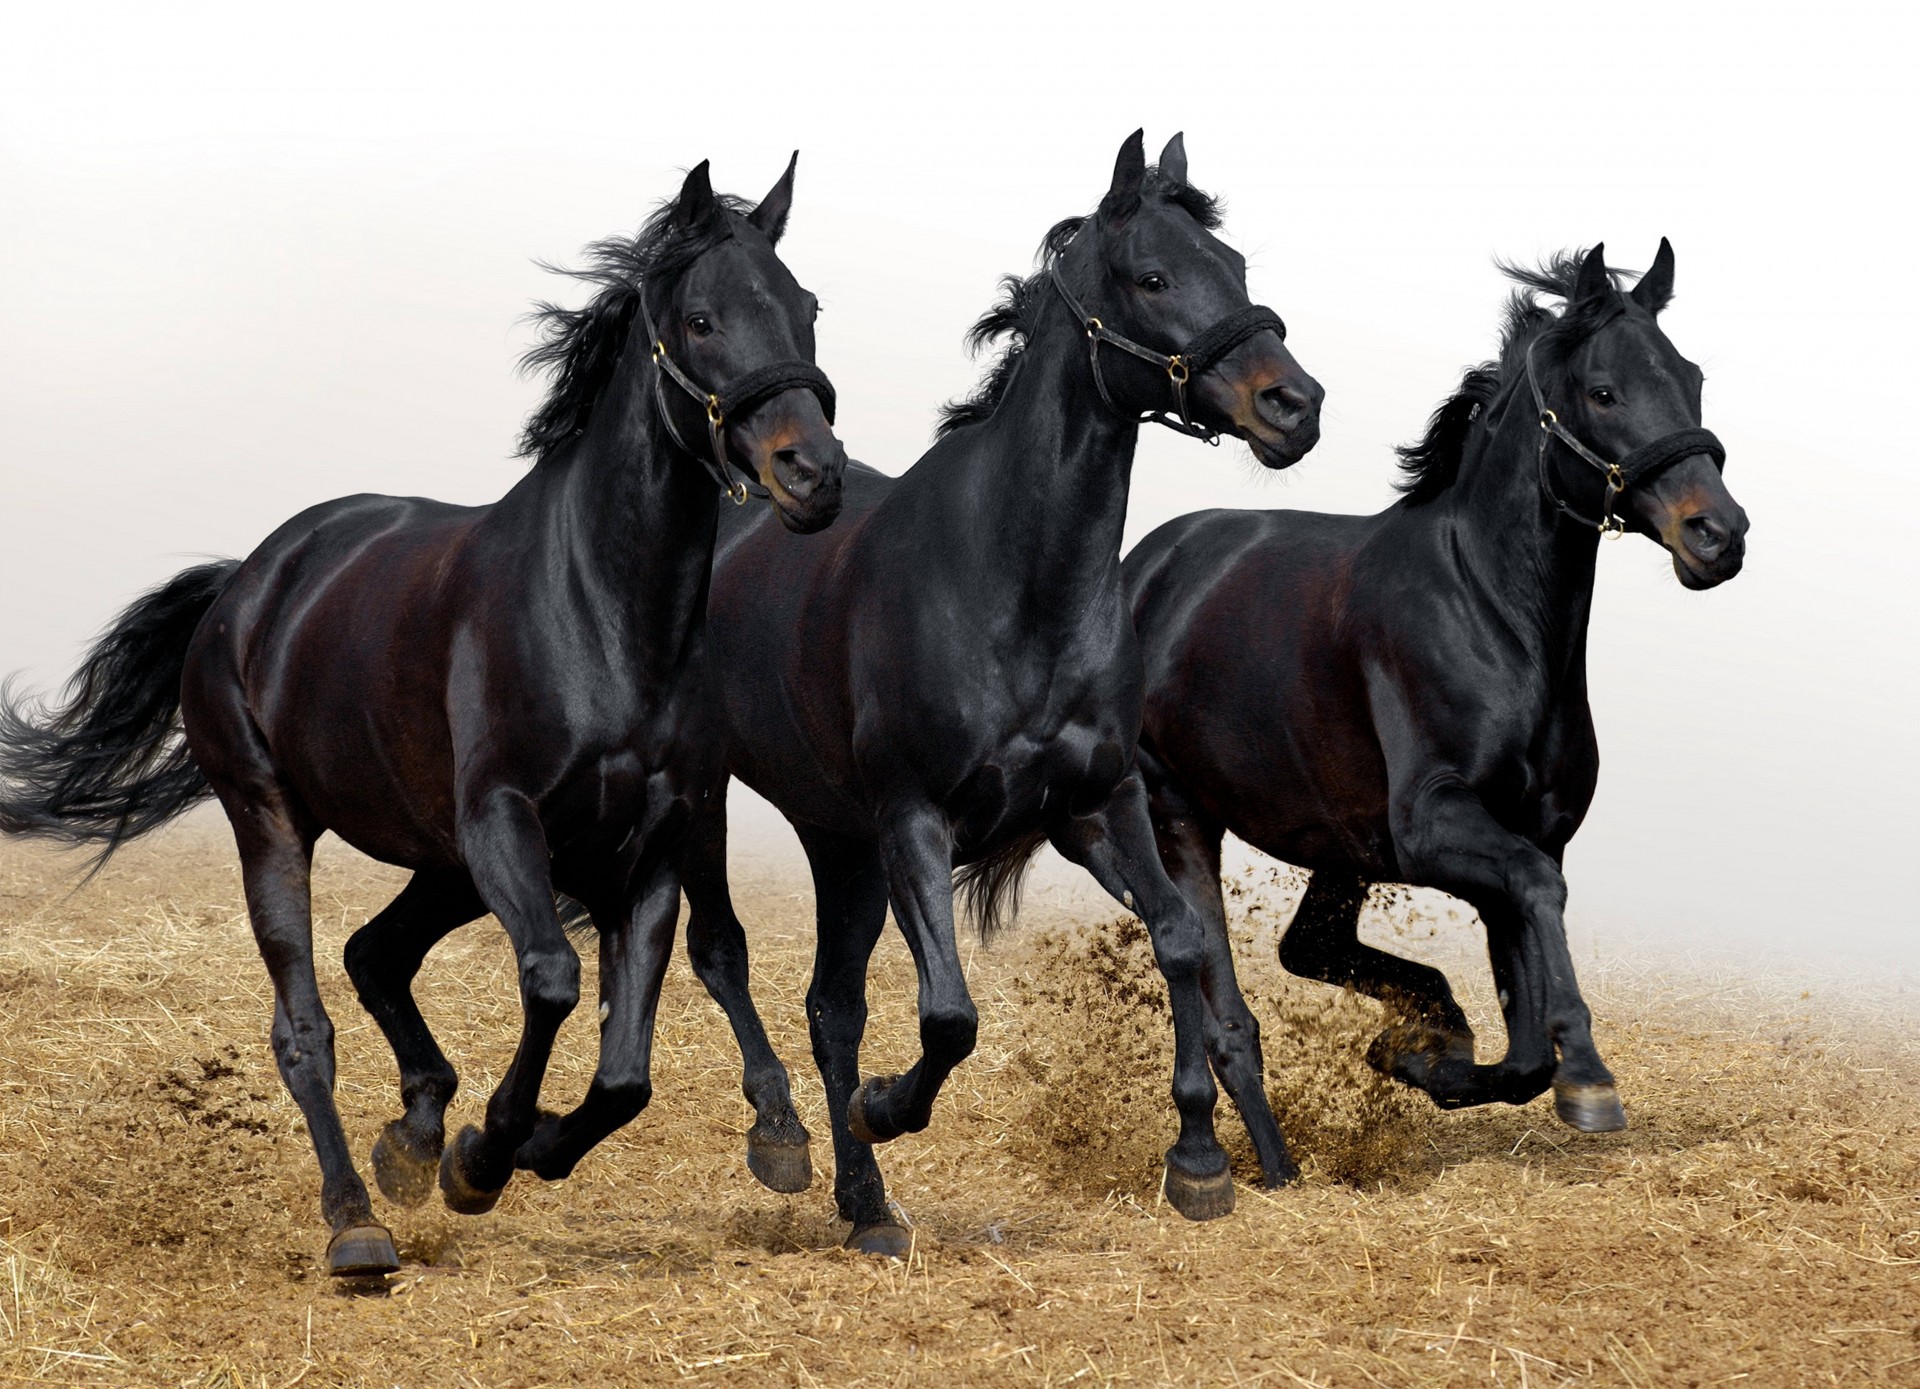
[1,823,1915,1387]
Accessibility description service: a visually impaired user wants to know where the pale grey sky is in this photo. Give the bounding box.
[3,2,1914,971]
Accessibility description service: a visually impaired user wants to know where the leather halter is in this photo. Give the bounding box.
[1524,339,1725,537]
[638,295,837,504]
[1047,261,1287,443]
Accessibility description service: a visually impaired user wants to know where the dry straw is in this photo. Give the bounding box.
[1,824,1915,1386]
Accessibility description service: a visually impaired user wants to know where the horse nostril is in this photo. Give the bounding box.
[1260,384,1310,428]
[773,447,819,487]
[1684,513,1728,559]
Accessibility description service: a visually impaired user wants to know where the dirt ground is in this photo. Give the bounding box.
[1,824,1916,1388]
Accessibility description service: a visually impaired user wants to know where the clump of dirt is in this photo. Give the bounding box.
[1008,890,1435,1195]
[1007,915,1177,1198]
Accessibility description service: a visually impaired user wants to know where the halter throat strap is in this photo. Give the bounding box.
[1523,339,1725,537]
[638,294,837,504]
[1047,261,1286,443]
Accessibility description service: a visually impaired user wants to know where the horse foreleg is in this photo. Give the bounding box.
[514,854,679,1180]
[1054,771,1235,1222]
[683,783,812,1194]
[1393,783,1624,1132]
[843,805,977,1155]
[343,868,485,1207]
[795,828,902,1255]
[437,789,581,1213]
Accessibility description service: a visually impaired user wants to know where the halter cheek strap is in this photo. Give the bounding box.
[639,297,837,504]
[1048,261,1286,443]
[1524,340,1725,537]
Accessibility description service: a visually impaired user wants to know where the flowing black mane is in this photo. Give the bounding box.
[935,171,1225,438]
[516,191,756,461]
[1394,249,1634,503]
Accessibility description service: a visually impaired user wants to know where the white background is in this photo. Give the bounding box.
[3,3,1914,975]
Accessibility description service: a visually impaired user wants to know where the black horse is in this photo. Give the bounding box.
[0,158,847,1275]
[1119,242,1747,1178]
[679,132,1323,1254]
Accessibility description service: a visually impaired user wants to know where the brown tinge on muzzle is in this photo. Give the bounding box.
[1208,338,1324,465]
[1651,469,1749,587]
[733,390,846,532]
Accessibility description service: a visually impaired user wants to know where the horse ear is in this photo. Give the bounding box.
[1631,236,1675,313]
[1158,131,1188,185]
[672,160,715,230]
[748,151,798,244]
[1100,129,1147,225]
[1573,242,1612,306]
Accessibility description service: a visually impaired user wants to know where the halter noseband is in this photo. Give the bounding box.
[638,295,837,505]
[1047,261,1287,443]
[1524,339,1725,538]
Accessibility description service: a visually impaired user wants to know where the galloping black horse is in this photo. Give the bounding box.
[0,159,847,1275]
[680,133,1323,1254]
[1121,243,1747,1177]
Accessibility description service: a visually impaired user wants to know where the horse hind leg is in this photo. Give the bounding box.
[195,686,396,1277]
[1145,776,1297,1187]
[1277,868,1479,1100]
[343,868,485,1207]
[682,783,812,1193]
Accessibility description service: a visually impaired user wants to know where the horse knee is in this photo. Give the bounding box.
[270,1011,335,1077]
[591,1076,652,1127]
[519,949,581,1020]
[919,1003,978,1067]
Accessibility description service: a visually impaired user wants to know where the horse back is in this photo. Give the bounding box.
[183,493,488,863]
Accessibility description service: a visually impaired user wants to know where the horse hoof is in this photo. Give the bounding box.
[438,1125,505,1215]
[844,1220,911,1259]
[746,1125,813,1193]
[1553,1081,1628,1133]
[1163,1155,1236,1221]
[845,1075,902,1146]
[371,1122,440,1208]
[326,1222,400,1278]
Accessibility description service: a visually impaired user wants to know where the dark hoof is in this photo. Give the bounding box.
[1163,1154,1236,1221]
[438,1125,505,1215]
[371,1121,440,1208]
[1259,1156,1301,1190]
[746,1123,813,1194]
[514,1111,578,1182]
[844,1220,911,1258]
[326,1222,400,1278]
[1553,1080,1628,1133]
[845,1074,903,1146]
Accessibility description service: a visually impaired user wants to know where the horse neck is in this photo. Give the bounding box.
[507,361,719,675]
[950,303,1142,615]
[1438,401,1602,675]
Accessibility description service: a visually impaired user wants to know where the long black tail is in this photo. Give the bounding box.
[954,825,1051,942]
[0,559,241,869]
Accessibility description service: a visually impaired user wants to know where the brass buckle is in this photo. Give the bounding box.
[1539,409,1558,429]
[728,481,749,506]
[1085,316,1103,339]
[1166,356,1190,386]
[652,341,668,364]
[706,396,724,427]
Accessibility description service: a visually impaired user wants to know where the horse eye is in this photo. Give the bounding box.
[1137,273,1168,293]
[687,314,713,337]
[1588,387,1615,406]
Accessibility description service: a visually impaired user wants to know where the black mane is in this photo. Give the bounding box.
[1394,249,1632,503]
[936,170,1226,439]
[516,191,755,461]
